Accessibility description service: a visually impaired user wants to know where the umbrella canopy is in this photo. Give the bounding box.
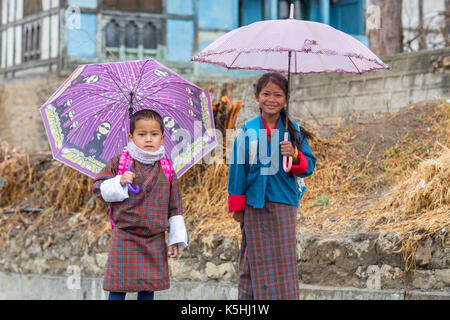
[40,59,216,178]
[191,19,390,74]
[191,10,390,172]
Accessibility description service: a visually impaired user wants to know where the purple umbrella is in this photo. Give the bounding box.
[191,3,390,171]
[40,59,217,180]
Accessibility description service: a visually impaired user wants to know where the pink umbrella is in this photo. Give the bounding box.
[191,3,390,171]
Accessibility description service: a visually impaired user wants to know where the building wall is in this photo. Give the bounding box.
[166,0,194,62]
[0,0,59,77]
[1,0,448,80]
[66,12,97,58]
[64,0,98,61]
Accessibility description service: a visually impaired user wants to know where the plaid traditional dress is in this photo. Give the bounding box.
[93,155,182,292]
[238,202,299,300]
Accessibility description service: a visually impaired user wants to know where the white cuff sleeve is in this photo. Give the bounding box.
[168,215,188,249]
[100,175,129,202]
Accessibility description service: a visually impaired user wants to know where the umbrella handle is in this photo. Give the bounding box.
[283,131,293,172]
[126,167,140,194]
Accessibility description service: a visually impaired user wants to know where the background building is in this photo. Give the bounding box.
[0,0,448,81]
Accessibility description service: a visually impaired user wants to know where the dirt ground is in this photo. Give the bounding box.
[298,99,448,236]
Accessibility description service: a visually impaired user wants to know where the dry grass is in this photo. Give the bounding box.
[363,145,449,271]
[179,162,238,239]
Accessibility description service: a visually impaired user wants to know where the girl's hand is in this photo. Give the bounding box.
[232,211,244,223]
[168,244,179,258]
[280,141,300,164]
[120,171,135,186]
[280,141,295,157]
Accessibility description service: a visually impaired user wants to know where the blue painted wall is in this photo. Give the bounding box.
[307,0,322,22]
[330,0,363,35]
[241,0,263,26]
[303,0,368,47]
[67,13,97,58]
[330,0,368,46]
[166,0,194,15]
[166,0,195,62]
[166,19,194,62]
[268,0,278,20]
[198,0,239,30]
[67,0,98,9]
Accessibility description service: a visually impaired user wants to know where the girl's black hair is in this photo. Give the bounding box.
[255,72,315,148]
[129,109,164,134]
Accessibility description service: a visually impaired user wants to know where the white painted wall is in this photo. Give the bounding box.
[41,15,50,60]
[8,0,15,23]
[50,13,58,58]
[15,0,23,21]
[1,0,8,25]
[6,26,13,67]
[1,30,6,68]
[14,25,21,65]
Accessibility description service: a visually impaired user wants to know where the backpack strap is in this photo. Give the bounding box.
[159,157,173,183]
[108,150,132,230]
[117,151,132,175]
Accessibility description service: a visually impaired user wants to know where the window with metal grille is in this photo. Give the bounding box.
[23,22,41,62]
[125,21,138,48]
[105,20,120,47]
[143,23,157,49]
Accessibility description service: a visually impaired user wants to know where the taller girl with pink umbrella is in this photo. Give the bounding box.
[192,1,390,300]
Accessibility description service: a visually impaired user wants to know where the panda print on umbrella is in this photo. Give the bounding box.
[83,121,111,160]
[60,120,79,140]
[153,68,171,78]
[61,109,76,124]
[163,116,183,144]
[185,86,203,122]
[69,74,100,87]
[53,97,75,138]
[53,97,73,115]
[54,95,76,134]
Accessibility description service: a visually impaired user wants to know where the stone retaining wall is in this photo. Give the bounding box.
[1,225,448,298]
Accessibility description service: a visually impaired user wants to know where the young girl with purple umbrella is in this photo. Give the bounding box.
[93,109,187,300]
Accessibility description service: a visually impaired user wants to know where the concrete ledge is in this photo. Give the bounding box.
[1,272,448,300]
[299,283,450,300]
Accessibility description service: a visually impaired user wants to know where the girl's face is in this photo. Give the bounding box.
[255,81,287,118]
[129,118,164,152]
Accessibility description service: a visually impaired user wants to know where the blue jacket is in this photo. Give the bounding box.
[228,115,316,210]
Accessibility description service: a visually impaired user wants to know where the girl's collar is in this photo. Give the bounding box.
[260,115,279,135]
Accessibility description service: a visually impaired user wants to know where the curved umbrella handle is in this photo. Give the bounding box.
[126,167,140,194]
[283,131,293,172]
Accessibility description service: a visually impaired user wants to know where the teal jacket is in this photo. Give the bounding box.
[228,115,316,210]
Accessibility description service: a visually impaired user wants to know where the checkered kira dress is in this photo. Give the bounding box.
[92,155,182,292]
[238,202,299,300]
